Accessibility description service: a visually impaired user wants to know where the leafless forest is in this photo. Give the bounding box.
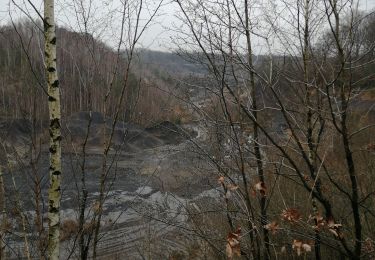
[0,0,375,259]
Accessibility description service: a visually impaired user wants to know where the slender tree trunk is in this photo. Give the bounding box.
[44,0,62,259]
[302,1,321,259]
[79,111,92,260]
[0,167,5,259]
[244,0,269,258]
[332,2,362,257]
[9,164,31,260]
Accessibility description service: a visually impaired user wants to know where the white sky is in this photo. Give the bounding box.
[0,0,181,51]
[0,0,374,52]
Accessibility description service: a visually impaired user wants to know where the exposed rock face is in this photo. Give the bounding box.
[145,121,188,144]
[0,112,193,156]
[64,112,190,152]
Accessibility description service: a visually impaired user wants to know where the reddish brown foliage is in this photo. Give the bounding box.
[281,208,302,223]
[226,227,241,259]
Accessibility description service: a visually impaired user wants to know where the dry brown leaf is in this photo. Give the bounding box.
[327,218,343,238]
[226,242,234,259]
[226,227,241,259]
[292,239,312,256]
[254,181,266,196]
[309,213,325,231]
[264,221,279,234]
[218,176,225,184]
[292,240,303,256]
[281,208,301,223]
[302,243,312,252]
[227,184,239,191]
[328,228,339,237]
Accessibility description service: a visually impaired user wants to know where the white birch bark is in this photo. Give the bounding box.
[44,0,62,259]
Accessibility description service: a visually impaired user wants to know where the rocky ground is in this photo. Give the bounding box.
[0,112,223,259]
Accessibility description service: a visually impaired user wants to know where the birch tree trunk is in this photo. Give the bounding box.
[0,167,5,259]
[44,0,62,259]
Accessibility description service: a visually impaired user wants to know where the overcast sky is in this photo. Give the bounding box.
[0,0,374,52]
[0,0,181,51]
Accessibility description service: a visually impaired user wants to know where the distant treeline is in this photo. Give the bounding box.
[0,21,187,125]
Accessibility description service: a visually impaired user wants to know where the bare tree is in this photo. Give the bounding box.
[173,0,375,258]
